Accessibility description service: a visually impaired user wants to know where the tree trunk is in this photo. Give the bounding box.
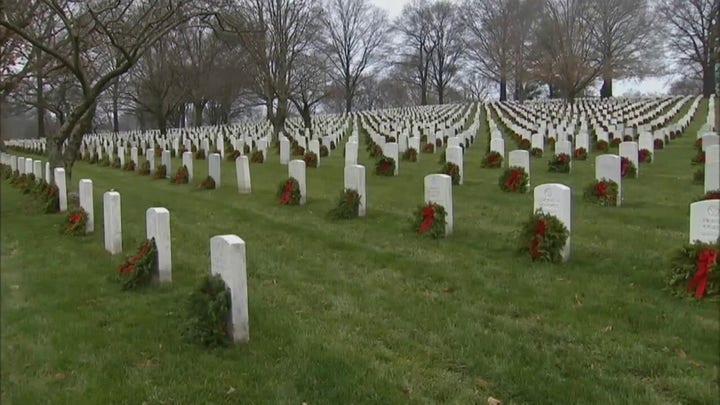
[702,66,714,98]
[548,83,556,98]
[193,100,205,127]
[438,84,444,105]
[345,91,352,114]
[499,79,507,101]
[158,115,168,136]
[37,73,45,138]
[600,74,613,98]
[420,77,428,105]
[112,79,120,132]
[514,79,523,101]
[301,104,312,129]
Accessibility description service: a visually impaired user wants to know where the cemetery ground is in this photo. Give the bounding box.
[2,109,719,403]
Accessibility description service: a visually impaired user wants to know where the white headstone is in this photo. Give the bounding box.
[638,133,654,162]
[689,200,720,244]
[595,154,622,206]
[345,142,358,166]
[9,155,17,171]
[490,138,505,158]
[45,162,50,182]
[701,133,719,151]
[289,160,307,204]
[33,160,42,180]
[54,167,68,212]
[555,140,572,156]
[576,133,590,152]
[235,155,251,194]
[182,151,194,182]
[162,150,171,179]
[531,134,544,151]
[705,145,720,193]
[146,207,172,282]
[103,191,122,255]
[343,164,366,217]
[309,139,321,167]
[24,158,32,175]
[424,174,453,236]
[619,141,639,178]
[446,146,464,185]
[210,234,249,343]
[533,183,572,261]
[209,153,221,186]
[280,137,290,165]
[79,179,94,233]
[383,142,399,175]
[17,157,25,174]
[145,149,155,173]
[509,149,531,187]
[130,147,139,166]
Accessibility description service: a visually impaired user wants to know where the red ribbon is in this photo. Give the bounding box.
[595,181,608,197]
[504,169,522,190]
[688,248,718,298]
[530,219,547,259]
[418,205,435,233]
[280,181,293,204]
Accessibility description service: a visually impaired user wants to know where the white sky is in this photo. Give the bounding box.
[369,0,672,97]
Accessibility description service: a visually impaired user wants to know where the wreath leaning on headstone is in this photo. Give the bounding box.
[277,177,301,205]
[498,166,529,193]
[116,238,158,290]
[583,178,619,207]
[182,273,233,348]
[667,240,719,299]
[517,210,569,263]
[328,188,361,220]
[62,206,88,236]
[413,202,447,239]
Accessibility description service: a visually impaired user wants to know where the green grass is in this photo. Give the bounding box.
[2,100,718,404]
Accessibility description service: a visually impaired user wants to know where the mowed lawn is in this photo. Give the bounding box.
[1,102,718,404]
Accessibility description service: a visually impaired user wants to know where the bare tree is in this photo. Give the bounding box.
[592,0,659,98]
[393,0,435,105]
[463,0,518,101]
[1,0,212,177]
[428,0,464,104]
[320,0,388,113]
[216,0,320,138]
[290,52,331,128]
[658,0,718,98]
[530,0,603,103]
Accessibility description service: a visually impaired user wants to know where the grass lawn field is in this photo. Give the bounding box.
[1,100,718,404]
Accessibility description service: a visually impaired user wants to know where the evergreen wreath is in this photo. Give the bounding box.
[573,147,588,160]
[44,184,60,213]
[518,138,531,150]
[695,190,720,201]
[243,144,251,154]
[22,173,36,194]
[694,138,703,150]
[123,160,136,171]
[499,166,529,193]
[422,143,434,153]
[227,149,241,162]
[328,188,361,220]
[277,177,301,205]
[610,138,622,148]
[99,155,110,166]
[402,147,418,162]
[198,176,216,190]
[171,165,190,184]
[654,138,664,149]
[691,151,705,165]
[692,168,704,184]
[292,145,305,156]
[413,202,447,239]
[481,151,503,168]
[117,238,158,290]
[63,206,88,236]
[330,140,336,150]
[547,153,571,173]
[195,149,206,160]
[111,156,122,168]
[518,211,569,262]
[375,156,395,176]
[304,151,318,168]
[182,273,232,348]
[320,145,329,157]
[620,157,636,178]
[667,241,719,299]
[583,178,619,206]
[531,147,543,158]
[441,162,460,185]
[250,150,264,163]
[369,143,383,158]
[596,140,609,152]
[639,148,652,163]
[152,164,167,179]
[138,160,151,175]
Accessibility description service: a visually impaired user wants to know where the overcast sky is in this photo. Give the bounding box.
[369,0,672,97]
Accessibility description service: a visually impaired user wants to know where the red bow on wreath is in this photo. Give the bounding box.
[69,213,83,223]
[504,170,521,190]
[418,205,435,233]
[280,181,293,204]
[688,248,718,298]
[530,219,548,259]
